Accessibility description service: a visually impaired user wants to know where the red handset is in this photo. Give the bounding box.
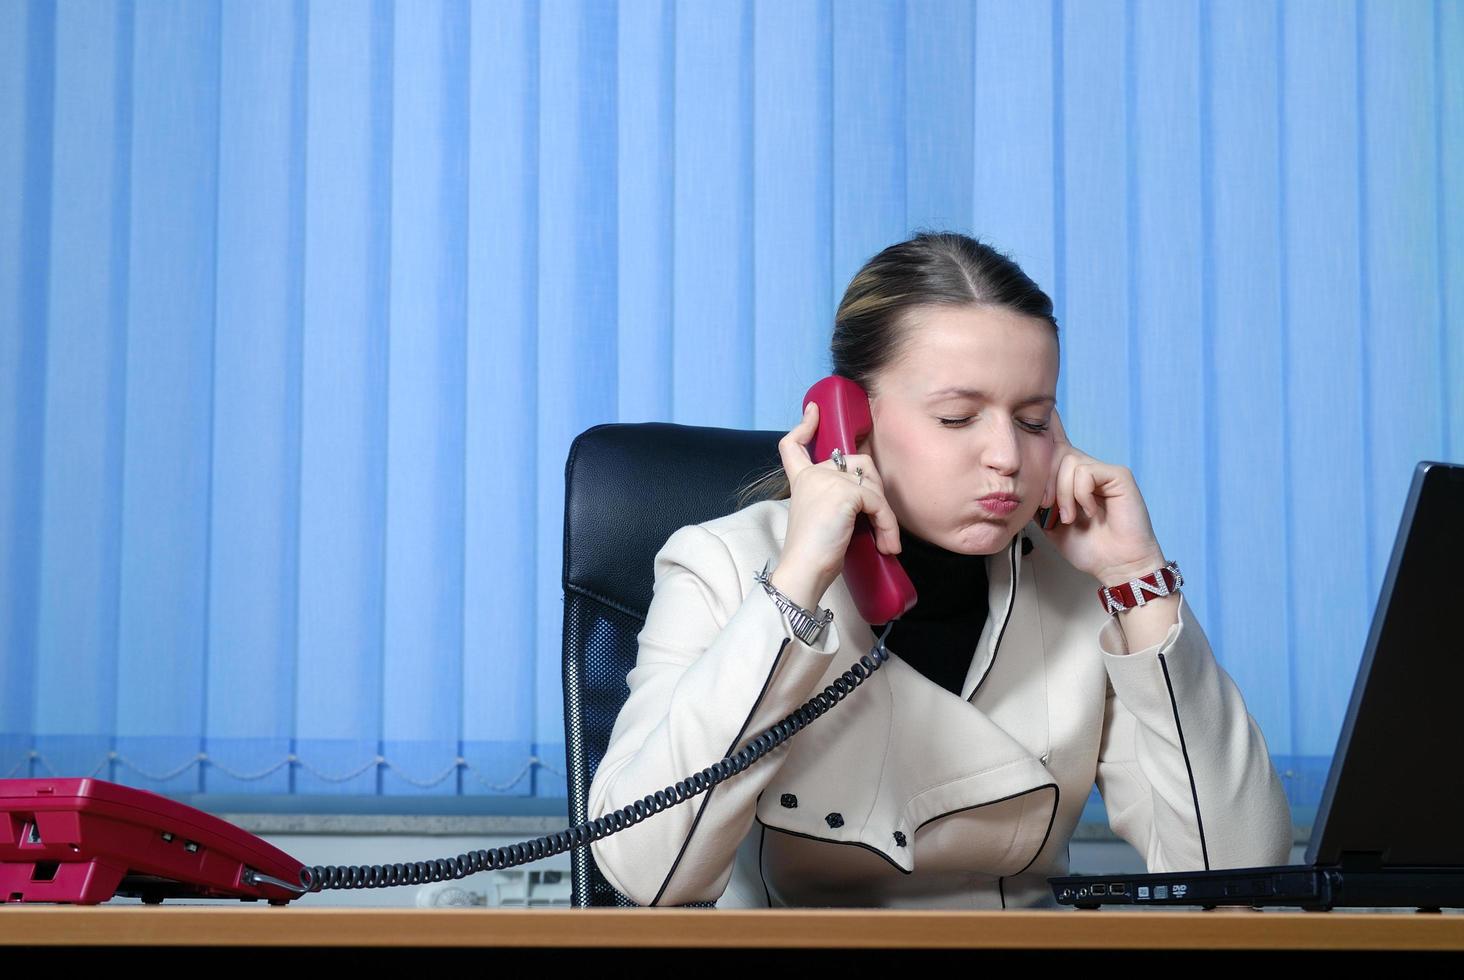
[802,376,919,625]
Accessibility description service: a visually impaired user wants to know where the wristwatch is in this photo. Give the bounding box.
[753,559,835,645]
[1097,560,1184,614]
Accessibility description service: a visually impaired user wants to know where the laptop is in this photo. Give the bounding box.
[1049,459,1464,911]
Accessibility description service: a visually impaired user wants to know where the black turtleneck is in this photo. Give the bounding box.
[868,524,991,697]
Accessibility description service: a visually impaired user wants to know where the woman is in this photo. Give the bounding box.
[587,231,1293,909]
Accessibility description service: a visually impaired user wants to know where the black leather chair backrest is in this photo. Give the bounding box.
[561,421,783,907]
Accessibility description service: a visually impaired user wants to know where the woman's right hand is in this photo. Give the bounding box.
[769,400,903,610]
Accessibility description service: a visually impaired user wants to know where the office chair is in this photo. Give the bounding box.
[561,420,784,908]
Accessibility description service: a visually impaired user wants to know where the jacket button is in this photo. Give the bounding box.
[893,831,907,847]
[1021,536,1034,556]
[780,793,798,809]
[825,812,844,829]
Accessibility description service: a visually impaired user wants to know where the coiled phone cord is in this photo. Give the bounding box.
[282,623,895,895]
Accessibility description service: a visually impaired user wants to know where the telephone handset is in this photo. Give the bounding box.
[802,375,919,624]
[1,387,914,906]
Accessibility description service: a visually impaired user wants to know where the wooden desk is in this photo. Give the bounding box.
[3,906,1463,963]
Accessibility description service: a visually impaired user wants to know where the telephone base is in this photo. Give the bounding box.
[2,777,310,905]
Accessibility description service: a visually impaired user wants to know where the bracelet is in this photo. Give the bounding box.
[753,559,834,645]
[1097,561,1183,614]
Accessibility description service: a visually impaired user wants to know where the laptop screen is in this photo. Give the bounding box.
[1309,460,1464,869]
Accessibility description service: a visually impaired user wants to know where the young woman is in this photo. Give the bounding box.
[587,231,1292,909]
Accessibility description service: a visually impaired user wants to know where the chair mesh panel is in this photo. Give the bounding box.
[563,593,716,908]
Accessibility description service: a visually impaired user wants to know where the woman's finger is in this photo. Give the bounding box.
[812,450,889,502]
[1076,464,1097,519]
[852,481,902,555]
[838,452,887,496]
[1042,448,1062,510]
[818,452,898,553]
[1049,404,1070,447]
[778,401,819,482]
[1056,451,1080,524]
[841,454,899,552]
[820,453,897,553]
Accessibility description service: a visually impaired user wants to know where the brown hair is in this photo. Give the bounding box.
[733,230,1061,510]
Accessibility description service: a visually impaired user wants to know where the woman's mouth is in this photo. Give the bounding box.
[977,493,1021,516]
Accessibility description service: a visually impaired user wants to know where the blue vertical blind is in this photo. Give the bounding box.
[0,0,1458,811]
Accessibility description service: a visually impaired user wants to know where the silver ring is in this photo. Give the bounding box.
[830,447,847,472]
[855,466,864,486]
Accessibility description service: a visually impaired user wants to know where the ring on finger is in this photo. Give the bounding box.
[830,447,847,472]
[855,466,864,486]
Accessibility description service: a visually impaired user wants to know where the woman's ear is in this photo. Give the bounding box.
[857,394,876,457]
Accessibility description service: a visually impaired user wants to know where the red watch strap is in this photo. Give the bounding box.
[1097,562,1183,614]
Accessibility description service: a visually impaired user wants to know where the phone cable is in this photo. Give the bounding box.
[262,622,896,896]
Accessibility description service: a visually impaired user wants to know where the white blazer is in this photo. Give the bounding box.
[587,497,1293,909]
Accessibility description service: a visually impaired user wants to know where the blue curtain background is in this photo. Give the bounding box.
[1,0,1459,816]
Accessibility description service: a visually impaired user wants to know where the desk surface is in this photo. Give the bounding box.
[2,906,1462,950]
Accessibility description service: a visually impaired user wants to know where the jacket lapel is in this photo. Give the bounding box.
[964,527,1052,764]
[961,532,1020,700]
[754,515,1057,876]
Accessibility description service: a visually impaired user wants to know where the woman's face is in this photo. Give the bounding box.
[858,303,1059,555]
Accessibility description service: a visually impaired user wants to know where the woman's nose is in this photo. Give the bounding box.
[980,422,1021,474]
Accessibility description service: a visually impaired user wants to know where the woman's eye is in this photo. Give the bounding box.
[938,416,1049,433]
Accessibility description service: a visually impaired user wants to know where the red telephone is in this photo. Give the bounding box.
[1,777,311,905]
[802,376,920,625]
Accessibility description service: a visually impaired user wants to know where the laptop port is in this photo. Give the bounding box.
[1092,884,1107,895]
[1111,882,1128,895]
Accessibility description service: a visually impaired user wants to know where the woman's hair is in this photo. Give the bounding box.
[732,230,1060,510]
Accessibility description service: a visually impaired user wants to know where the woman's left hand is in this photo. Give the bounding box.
[1036,407,1168,586]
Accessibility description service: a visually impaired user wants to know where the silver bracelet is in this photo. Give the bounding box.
[753,559,834,645]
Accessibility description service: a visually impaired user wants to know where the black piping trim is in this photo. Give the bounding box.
[753,782,1059,880]
[993,779,1064,911]
[1158,651,1211,871]
[758,822,772,907]
[563,581,649,623]
[1008,781,1061,878]
[970,536,1019,701]
[755,815,908,874]
[650,636,793,906]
